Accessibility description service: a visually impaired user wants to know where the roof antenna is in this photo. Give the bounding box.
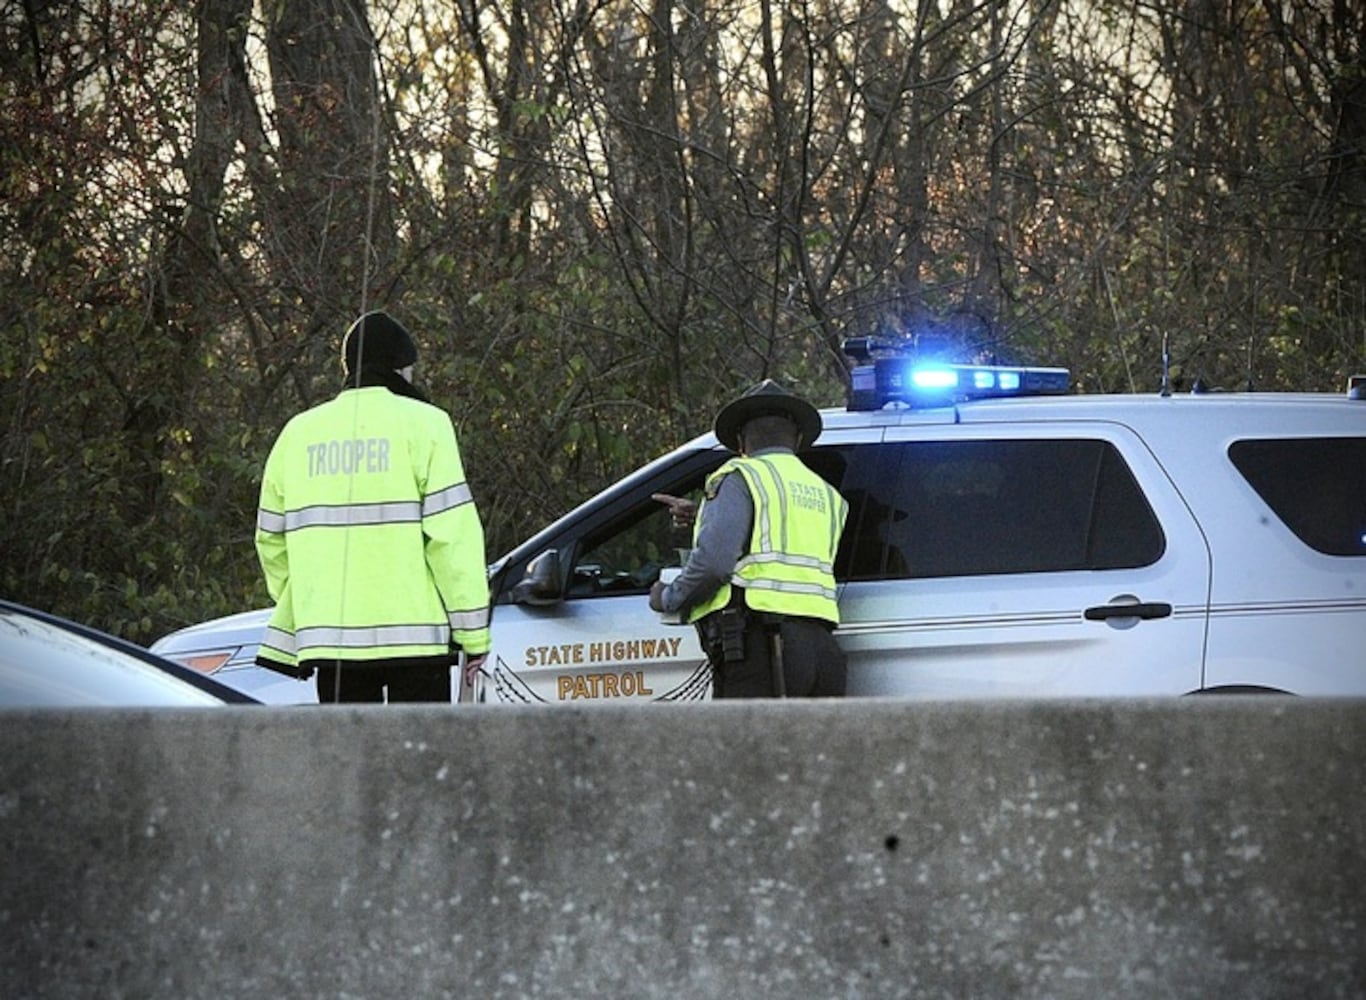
[1159,331,1171,397]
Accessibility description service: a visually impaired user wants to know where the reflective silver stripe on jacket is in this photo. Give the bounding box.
[295,623,449,649]
[258,485,470,534]
[424,482,473,517]
[282,500,423,531]
[261,623,297,654]
[448,608,488,631]
[257,509,287,534]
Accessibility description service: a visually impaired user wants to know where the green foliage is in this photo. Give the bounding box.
[2,0,1363,646]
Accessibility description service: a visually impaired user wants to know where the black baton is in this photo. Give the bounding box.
[768,624,786,698]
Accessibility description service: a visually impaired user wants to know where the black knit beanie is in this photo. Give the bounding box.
[342,311,418,377]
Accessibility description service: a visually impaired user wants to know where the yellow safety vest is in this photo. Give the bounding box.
[254,387,491,669]
[687,452,846,625]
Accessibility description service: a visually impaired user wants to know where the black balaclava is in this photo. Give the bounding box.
[340,310,428,402]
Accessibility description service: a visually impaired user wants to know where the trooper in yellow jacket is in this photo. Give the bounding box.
[648,380,849,698]
[254,311,491,703]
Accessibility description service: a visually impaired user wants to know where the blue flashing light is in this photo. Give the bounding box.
[911,368,958,390]
[845,355,1071,411]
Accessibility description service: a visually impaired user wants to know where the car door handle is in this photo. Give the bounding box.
[1083,601,1173,621]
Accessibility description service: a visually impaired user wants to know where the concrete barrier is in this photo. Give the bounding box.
[1,699,1364,999]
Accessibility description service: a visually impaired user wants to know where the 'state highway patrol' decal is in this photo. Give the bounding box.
[485,655,712,704]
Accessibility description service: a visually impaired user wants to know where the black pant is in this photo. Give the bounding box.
[314,663,452,703]
[702,612,847,699]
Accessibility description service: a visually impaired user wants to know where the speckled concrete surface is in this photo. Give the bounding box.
[2,698,1363,998]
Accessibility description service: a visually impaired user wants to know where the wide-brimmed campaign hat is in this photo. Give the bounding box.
[713,379,823,452]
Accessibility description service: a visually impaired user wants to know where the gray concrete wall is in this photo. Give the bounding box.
[1,699,1363,999]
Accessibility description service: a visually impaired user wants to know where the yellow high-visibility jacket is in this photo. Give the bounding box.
[254,386,490,671]
[687,452,847,624]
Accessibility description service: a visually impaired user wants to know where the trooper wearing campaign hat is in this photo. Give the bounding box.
[649,380,849,698]
[254,310,491,704]
[711,378,824,452]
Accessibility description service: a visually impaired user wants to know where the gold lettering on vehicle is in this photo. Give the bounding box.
[523,636,682,668]
[556,672,656,700]
[518,635,684,700]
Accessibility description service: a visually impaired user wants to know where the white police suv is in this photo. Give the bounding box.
[153,351,1366,703]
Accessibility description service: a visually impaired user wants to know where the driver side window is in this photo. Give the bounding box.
[566,473,713,599]
[561,443,866,598]
[568,506,695,597]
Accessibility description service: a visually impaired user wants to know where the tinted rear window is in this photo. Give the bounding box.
[1228,437,1366,556]
[835,439,1165,580]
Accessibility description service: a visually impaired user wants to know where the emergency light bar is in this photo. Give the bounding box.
[845,345,1071,411]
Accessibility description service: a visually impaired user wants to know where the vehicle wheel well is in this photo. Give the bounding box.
[1189,684,1294,696]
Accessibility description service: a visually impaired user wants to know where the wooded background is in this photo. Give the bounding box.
[3,0,1363,643]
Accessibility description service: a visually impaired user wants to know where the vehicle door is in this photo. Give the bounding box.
[834,423,1213,696]
[1208,433,1366,693]
[479,451,722,704]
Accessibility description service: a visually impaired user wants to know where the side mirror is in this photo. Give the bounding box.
[511,549,563,606]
